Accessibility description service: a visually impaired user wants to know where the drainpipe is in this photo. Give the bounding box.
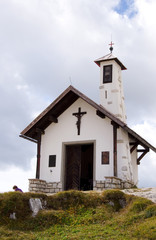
[111,121,119,177]
[36,133,41,179]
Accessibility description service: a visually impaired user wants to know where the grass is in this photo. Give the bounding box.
[0,190,156,239]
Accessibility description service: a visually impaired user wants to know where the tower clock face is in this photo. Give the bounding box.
[103,65,112,83]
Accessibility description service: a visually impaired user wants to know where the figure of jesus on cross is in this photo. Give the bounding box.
[72,107,87,135]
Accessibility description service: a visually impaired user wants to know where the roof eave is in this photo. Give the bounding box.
[20,85,156,153]
[94,57,127,70]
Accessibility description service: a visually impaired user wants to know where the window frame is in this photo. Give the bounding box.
[103,65,112,83]
[49,155,56,167]
[101,151,110,165]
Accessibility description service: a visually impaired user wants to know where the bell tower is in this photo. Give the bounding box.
[95,43,127,123]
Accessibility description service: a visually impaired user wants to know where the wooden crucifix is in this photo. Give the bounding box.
[72,107,87,135]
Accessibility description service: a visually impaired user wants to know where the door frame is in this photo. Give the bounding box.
[61,140,96,191]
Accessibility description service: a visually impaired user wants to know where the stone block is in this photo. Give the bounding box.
[31,187,37,190]
[57,183,62,188]
[47,183,53,187]
[97,188,102,191]
[30,184,37,188]
[96,183,101,188]
[122,166,128,171]
[105,183,110,188]
[123,182,132,189]
[55,188,59,193]
[105,178,112,183]
[45,189,50,193]
[112,178,121,184]
[93,181,96,187]
[105,183,118,189]
[116,184,121,189]
[53,183,57,188]
[41,183,45,186]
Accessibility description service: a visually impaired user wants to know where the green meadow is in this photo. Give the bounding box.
[0,190,156,239]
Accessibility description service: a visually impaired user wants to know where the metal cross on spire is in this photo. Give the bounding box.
[109,41,114,53]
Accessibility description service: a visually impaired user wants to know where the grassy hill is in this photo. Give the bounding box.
[0,190,156,240]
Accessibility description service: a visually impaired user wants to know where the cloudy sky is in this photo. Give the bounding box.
[0,0,156,192]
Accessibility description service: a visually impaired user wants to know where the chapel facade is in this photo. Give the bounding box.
[20,48,156,193]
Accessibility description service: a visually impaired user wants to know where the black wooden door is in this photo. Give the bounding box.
[65,145,81,190]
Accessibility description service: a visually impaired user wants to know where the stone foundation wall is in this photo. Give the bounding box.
[93,177,135,191]
[29,179,62,193]
[29,177,134,194]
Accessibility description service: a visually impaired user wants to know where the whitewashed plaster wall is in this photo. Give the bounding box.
[131,147,138,185]
[117,129,133,182]
[40,98,114,184]
[99,60,126,123]
[40,97,137,187]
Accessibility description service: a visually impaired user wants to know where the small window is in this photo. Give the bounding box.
[103,65,112,83]
[49,155,56,167]
[101,151,109,164]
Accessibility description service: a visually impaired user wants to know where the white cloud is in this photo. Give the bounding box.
[0,157,36,193]
[131,121,156,187]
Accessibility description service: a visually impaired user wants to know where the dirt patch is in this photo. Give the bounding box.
[122,188,156,203]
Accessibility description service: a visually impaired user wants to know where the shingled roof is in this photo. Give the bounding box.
[20,85,156,154]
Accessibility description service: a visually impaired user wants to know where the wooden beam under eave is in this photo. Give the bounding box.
[130,142,138,153]
[96,110,105,119]
[48,115,58,123]
[35,128,45,134]
[137,148,149,165]
[130,142,137,145]
[137,149,147,152]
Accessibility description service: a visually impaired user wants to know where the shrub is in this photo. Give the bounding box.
[102,189,126,211]
[0,192,48,219]
[47,190,88,210]
[130,198,153,213]
[83,191,103,208]
[0,192,31,219]
[47,190,103,210]
[144,204,156,218]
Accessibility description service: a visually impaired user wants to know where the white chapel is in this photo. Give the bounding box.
[20,46,156,193]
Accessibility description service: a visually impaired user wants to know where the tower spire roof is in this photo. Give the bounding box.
[94,53,127,70]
